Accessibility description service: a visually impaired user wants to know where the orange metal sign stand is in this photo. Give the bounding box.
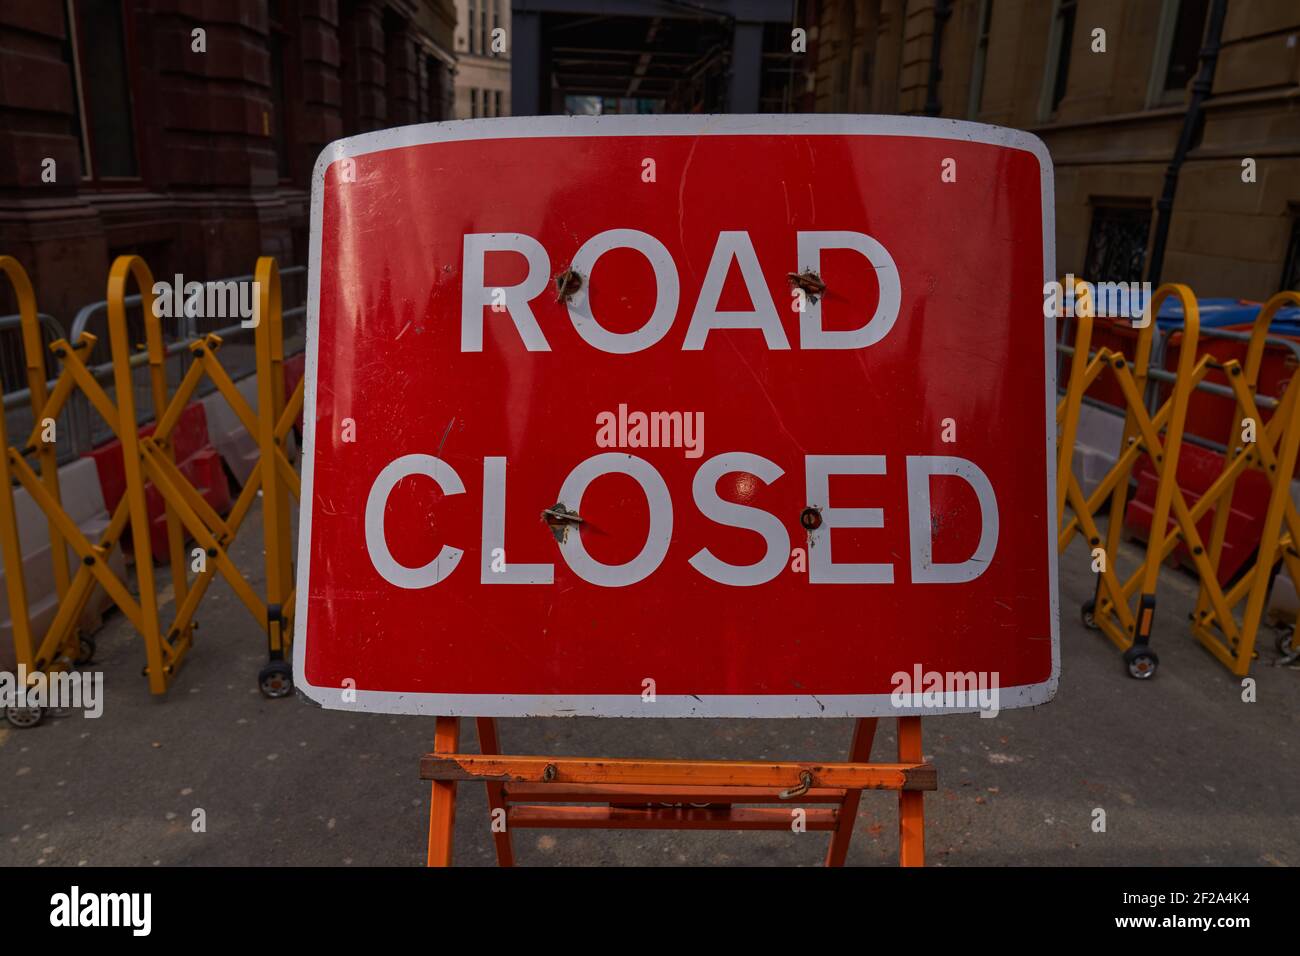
[422,716,934,867]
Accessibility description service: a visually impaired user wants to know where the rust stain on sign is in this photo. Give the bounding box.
[541,503,583,543]
[787,269,827,304]
[554,268,583,303]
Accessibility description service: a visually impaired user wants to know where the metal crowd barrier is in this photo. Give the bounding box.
[68,265,307,446]
[0,266,307,460]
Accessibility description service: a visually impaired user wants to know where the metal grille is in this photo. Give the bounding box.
[1083,204,1152,283]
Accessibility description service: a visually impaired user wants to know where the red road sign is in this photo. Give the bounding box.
[294,115,1058,717]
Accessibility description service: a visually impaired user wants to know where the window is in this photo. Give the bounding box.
[340,1,359,133]
[424,54,447,121]
[1040,0,1077,119]
[64,0,140,180]
[268,0,294,181]
[1163,0,1209,93]
[1084,203,1153,283]
[494,90,503,117]
[58,4,89,178]
[1148,0,1210,106]
[418,54,429,120]
[480,1,488,55]
[468,0,477,54]
[470,88,479,118]
[1282,214,1300,293]
[966,0,993,119]
[383,10,412,125]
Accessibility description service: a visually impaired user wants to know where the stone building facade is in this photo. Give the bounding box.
[0,0,457,321]
[453,0,509,118]
[804,0,1300,298]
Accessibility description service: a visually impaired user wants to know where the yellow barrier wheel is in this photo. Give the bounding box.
[75,637,96,666]
[5,706,43,729]
[258,661,293,699]
[1123,646,1158,680]
[1276,627,1300,664]
[1080,600,1099,631]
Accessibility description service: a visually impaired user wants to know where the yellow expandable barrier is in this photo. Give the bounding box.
[0,255,156,726]
[103,255,303,699]
[1173,291,1300,675]
[0,254,302,727]
[1057,282,1207,678]
[1060,281,1300,678]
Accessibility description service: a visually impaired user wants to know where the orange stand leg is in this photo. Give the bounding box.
[824,717,879,866]
[426,716,460,867]
[476,717,516,867]
[897,716,925,867]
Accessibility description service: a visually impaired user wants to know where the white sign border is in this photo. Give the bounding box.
[293,113,1059,718]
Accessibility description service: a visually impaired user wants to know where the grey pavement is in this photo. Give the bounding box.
[1,507,1297,867]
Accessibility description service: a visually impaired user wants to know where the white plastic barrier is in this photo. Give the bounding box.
[201,370,261,486]
[0,457,124,670]
[1072,402,1128,498]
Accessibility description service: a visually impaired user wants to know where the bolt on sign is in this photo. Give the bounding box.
[295,115,1059,717]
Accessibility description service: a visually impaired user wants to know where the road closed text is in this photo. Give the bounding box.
[364,452,998,590]
[361,227,999,591]
[461,228,901,352]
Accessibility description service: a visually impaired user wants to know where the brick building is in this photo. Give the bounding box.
[803,0,1300,299]
[0,0,458,322]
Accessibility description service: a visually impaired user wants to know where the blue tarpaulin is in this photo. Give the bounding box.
[1154,297,1300,333]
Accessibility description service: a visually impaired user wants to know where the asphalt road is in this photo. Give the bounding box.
[1,509,1296,867]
